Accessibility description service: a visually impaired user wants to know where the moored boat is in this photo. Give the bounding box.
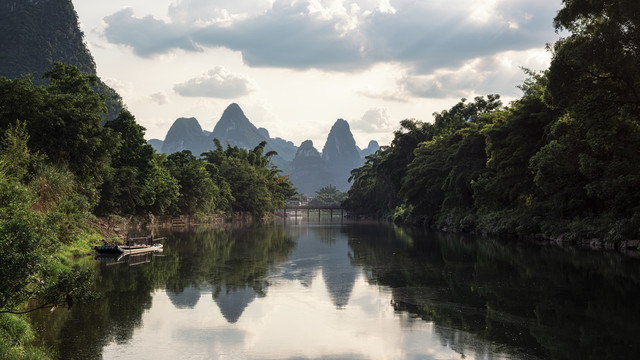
[94,236,165,255]
[116,243,163,254]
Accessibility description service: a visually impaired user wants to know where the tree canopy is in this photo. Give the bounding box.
[344,0,640,241]
[310,185,346,207]
[0,63,297,340]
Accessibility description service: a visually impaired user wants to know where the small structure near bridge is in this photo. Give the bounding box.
[279,205,345,222]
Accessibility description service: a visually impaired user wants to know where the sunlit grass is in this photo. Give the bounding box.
[0,313,51,360]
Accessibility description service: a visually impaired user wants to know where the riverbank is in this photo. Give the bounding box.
[92,212,268,244]
[358,209,640,257]
[432,219,640,257]
[523,233,640,256]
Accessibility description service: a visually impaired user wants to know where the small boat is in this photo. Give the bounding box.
[94,236,165,255]
[116,243,163,255]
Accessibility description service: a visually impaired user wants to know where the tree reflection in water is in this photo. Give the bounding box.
[347,224,640,360]
[28,222,640,360]
[29,224,294,359]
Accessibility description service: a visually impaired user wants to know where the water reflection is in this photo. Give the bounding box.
[29,222,640,360]
[278,225,360,309]
[167,285,200,309]
[349,227,640,360]
[214,286,258,324]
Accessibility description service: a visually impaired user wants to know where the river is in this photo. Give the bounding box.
[29,219,640,359]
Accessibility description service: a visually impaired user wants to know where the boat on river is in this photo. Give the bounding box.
[116,243,163,254]
[94,236,165,255]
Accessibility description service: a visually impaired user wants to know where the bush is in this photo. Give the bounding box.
[0,314,51,360]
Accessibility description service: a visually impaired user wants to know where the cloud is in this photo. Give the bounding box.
[399,47,552,98]
[103,8,201,57]
[148,92,169,105]
[102,0,561,73]
[173,66,256,98]
[102,77,134,97]
[192,1,366,70]
[358,88,409,102]
[167,0,273,24]
[350,108,395,132]
[359,0,558,73]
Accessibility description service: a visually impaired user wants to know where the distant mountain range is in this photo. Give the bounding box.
[151,103,379,195]
[0,0,378,196]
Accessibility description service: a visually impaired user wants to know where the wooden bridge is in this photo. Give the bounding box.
[279,205,346,221]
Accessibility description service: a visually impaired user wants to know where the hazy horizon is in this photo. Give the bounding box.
[73,0,562,148]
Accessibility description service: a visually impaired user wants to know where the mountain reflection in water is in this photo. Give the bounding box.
[29,221,640,360]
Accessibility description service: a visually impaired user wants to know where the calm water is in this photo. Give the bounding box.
[30,220,640,359]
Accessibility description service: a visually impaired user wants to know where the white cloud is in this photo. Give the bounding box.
[101,0,561,73]
[102,76,135,97]
[351,108,395,132]
[74,0,564,146]
[358,89,409,102]
[399,48,553,99]
[173,66,256,98]
[148,91,169,105]
[167,0,273,25]
[103,8,201,57]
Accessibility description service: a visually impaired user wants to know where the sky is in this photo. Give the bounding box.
[72,0,563,148]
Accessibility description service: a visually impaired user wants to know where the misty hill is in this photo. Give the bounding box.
[322,119,365,191]
[210,103,292,171]
[211,104,296,168]
[157,104,379,195]
[147,139,164,152]
[258,127,297,162]
[359,140,380,158]
[289,141,337,195]
[159,104,291,170]
[0,0,123,120]
[212,103,265,150]
[161,117,212,155]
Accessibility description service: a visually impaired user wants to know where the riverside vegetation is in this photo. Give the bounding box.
[0,63,295,358]
[1,0,639,358]
[344,0,640,243]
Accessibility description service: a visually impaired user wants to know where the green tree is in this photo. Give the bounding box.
[0,121,45,184]
[473,73,555,213]
[202,140,295,217]
[433,94,502,134]
[347,96,500,226]
[96,110,174,215]
[534,0,640,219]
[342,152,388,217]
[344,119,435,218]
[0,175,54,311]
[166,151,219,215]
[310,184,346,206]
[144,153,180,215]
[0,172,95,314]
[0,63,118,205]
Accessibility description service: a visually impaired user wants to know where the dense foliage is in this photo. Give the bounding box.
[309,184,347,207]
[0,63,296,219]
[0,122,96,358]
[345,1,640,241]
[0,63,295,357]
[202,139,296,216]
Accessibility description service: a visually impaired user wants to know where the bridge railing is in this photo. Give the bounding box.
[278,205,346,221]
